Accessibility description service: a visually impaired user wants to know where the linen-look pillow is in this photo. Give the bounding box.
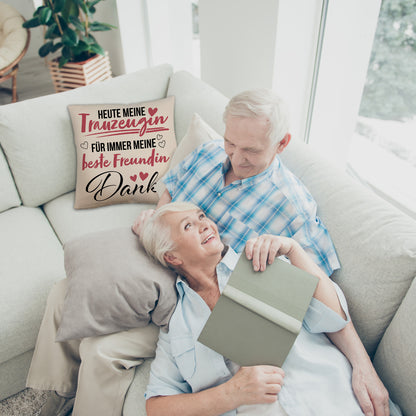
[68,96,176,209]
[56,227,178,342]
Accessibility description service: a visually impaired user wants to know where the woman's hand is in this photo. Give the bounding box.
[351,361,390,416]
[225,365,285,407]
[132,209,156,236]
[245,235,297,271]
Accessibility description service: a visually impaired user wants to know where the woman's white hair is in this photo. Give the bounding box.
[223,89,290,146]
[140,201,200,267]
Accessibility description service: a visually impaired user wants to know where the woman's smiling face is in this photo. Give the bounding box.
[162,209,224,267]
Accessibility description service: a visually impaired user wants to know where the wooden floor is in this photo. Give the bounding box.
[0,56,56,106]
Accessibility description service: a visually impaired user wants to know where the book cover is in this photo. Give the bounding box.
[198,255,319,367]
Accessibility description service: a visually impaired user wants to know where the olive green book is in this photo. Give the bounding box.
[198,256,319,367]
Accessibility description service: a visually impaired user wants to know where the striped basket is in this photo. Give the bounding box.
[47,51,112,93]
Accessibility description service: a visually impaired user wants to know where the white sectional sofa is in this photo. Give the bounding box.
[0,64,415,416]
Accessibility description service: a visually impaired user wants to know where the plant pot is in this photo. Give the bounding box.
[47,52,112,93]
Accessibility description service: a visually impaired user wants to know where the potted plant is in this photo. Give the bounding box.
[23,0,116,92]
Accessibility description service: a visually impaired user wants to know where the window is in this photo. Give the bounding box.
[347,0,416,218]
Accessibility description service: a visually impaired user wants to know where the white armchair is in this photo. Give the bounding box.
[0,2,30,103]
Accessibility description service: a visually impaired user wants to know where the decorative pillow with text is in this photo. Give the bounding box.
[68,96,176,209]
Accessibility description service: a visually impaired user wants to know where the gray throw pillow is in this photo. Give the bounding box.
[56,227,177,341]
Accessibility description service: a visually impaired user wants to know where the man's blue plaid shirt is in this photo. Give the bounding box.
[163,140,340,276]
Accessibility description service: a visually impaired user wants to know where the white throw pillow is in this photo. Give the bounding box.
[155,113,223,196]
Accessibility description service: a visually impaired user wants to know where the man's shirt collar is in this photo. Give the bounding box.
[221,156,279,187]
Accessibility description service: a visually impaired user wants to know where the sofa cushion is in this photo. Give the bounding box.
[43,191,153,244]
[123,358,153,416]
[0,206,65,364]
[0,64,173,207]
[167,71,228,143]
[68,97,177,209]
[56,228,177,341]
[280,141,416,356]
[0,145,20,212]
[373,277,416,416]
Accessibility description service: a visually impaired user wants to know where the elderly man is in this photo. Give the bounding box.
[28,90,388,416]
[134,89,338,276]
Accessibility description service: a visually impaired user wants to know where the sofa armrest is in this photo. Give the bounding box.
[373,277,416,416]
[280,140,416,356]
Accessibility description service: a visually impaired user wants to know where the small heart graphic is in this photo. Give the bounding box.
[80,141,88,149]
[156,134,163,140]
[139,172,149,181]
[130,174,137,182]
[148,107,158,117]
[158,140,166,148]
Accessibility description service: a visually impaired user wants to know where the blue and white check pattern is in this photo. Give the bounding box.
[163,140,340,276]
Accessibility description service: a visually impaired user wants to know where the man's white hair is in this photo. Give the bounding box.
[140,201,200,267]
[223,89,290,145]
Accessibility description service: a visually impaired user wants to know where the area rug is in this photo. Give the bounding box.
[0,388,48,416]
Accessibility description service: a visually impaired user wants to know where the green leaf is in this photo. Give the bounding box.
[74,0,88,14]
[87,0,102,15]
[51,42,63,53]
[39,7,53,24]
[44,23,59,39]
[38,41,54,57]
[69,15,85,32]
[89,22,115,31]
[62,28,79,46]
[61,45,72,59]
[22,17,41,28]
[62,0,80,21]
[71,41,90,58]
[53,0,65,13]
[88,0,102,8]
[85,33,98,44]
[89,43,105,56]
[57,15,68,32]
[76,40,90,52]
[82,34,95,45]
[59,55,69,68]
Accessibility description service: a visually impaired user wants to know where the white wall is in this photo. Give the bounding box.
[199,0,280,98]
[94,0,125,76]
[111,0,150,75]
[147,0,194,72]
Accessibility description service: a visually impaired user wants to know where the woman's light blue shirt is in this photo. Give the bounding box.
[145,248,395,415]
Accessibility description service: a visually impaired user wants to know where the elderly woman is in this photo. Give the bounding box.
[140,202,400,416]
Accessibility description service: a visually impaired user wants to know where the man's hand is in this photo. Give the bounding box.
[131,209,156,236]
[245,235,296,271]
[352,364,390,416]
[225,365,284,408]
